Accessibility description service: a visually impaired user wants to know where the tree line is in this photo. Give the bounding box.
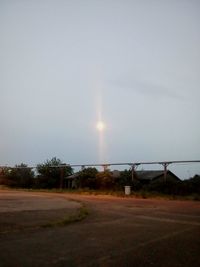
[1,157,72,189]
[0,157,200,196]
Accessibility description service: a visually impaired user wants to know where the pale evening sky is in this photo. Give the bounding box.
[1,0,200,178]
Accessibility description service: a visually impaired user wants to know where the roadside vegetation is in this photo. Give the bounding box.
[0,157,200,200]
[41,205,89,228]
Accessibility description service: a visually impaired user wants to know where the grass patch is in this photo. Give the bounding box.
[62,189,200,201]
[41,205,89,228]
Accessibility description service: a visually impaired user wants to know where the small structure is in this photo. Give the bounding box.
[65,173,80,189]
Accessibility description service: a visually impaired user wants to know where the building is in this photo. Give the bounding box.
[65,172,80,189]
[64,169,180,189]
[135,170,180,184]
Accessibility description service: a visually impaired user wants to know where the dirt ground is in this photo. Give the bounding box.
[0,190,81,233]
[0,190,200,267]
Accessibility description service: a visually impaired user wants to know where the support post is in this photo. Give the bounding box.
[102,165,109,171]
[60,164,66,189]
[81,165,85,171]
[161,162,170,182]
[131,165,135,183]
[130,164,140,184]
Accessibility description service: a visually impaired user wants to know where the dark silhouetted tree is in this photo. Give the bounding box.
[78,167,98,189]
[96,170,115,189]
[4,163,34,188]
[36,157,73,188]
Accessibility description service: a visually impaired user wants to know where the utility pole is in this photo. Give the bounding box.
[160,162,170,182]
[130,163,140,184]
[102,164,109,171]
[131,165,135,183]
[60,164,66,190]
[81,165,85,171]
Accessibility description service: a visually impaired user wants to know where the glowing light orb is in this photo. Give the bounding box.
[96,121,105,131]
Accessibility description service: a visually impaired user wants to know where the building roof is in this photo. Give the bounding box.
[65,172,80,179]
[65,170,180,181]
[136,170,180,181]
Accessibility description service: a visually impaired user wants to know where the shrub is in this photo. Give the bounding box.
[4,163,34,188]
[36,157,73,189]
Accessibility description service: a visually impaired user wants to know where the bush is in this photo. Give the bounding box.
[78,167,98,189]
[4,163,34,188]
[146,179,182,195]
[36,157,73,189]
[96,170,115,190]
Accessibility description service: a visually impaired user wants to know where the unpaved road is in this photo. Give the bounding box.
[0,190,81,232]
[0,190,200,267]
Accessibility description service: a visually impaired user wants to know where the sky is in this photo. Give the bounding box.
[1,0,200,178]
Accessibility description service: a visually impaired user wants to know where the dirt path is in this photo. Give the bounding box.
[0,190,200,267]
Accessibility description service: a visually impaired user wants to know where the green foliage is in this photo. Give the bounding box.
[145,179,182,195]
[36,157,73,189]
[141,175,200,197]
[96,170,115,189]
[2,158,200,198]
[42,205,89,228]
[181,175,200,195]
[120,169,132,186]
[118,169,142,190]
[78,167,98,189]
[4,163,34,188]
